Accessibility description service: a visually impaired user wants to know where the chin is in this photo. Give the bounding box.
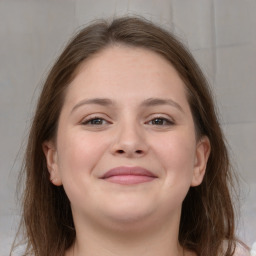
[100,203,157,230]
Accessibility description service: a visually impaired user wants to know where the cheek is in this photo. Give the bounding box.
[152,132,196,182]
[146,131,197,213]
[56,131,108,179]
[56,131,110,206]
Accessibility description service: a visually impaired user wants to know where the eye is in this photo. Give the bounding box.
[81,117,109,126]
[147,117,174,126]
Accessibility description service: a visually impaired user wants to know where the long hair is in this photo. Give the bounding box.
[12,16,238,256]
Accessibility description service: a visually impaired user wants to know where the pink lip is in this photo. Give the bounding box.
[101,166,157,185]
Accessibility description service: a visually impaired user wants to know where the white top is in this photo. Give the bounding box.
[250,242,256,256]
[234,242,255,256]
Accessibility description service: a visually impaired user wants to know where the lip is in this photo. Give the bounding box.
[100,166,157,185]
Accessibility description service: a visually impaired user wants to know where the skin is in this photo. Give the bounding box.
[43,45,210,256]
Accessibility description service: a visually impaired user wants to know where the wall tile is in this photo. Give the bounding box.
[171,0,214,50]
[75,0,173,28]
[124,0,173,26]
[0,214,21,255]
[214,0,256,46]
[0,0,77,221]
[191,48,216,86]
[222,122,256,245]
[222,122,256,182]
[238,183,256,246]
[214,45,256,124]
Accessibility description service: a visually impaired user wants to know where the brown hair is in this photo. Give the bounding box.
[12,16,238,256]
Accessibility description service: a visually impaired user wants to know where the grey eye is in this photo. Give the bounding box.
[82,117,108,125]
[149,118,173,125]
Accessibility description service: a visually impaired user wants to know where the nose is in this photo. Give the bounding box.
[111,123,148,158]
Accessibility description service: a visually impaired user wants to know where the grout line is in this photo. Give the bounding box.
[211,0,217,85]
[221,120,256,126]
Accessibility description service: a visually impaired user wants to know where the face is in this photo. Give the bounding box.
[44,45,210,231]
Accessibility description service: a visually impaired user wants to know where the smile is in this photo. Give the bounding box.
[100,166,158,185]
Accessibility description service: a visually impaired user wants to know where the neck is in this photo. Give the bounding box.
[66,210,185,256]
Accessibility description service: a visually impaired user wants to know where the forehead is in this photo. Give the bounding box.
[64,45,189,109]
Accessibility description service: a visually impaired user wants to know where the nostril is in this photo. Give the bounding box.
[115,149,143,154]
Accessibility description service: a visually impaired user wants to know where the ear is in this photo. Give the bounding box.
[191,136,211,187]
[42,141,62,186]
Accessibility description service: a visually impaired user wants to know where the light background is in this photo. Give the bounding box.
[0,0,255,255]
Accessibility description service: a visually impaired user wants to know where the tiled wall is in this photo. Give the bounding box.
[1,0,255,254]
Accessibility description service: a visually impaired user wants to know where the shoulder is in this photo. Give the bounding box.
[249,242,256,256]
[233,242,252,256]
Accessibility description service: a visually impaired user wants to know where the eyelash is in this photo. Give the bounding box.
[81,116,174,126]
[81,116,110,126]
[147,117,174,126]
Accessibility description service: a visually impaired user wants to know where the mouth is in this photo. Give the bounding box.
[100,166,158,185]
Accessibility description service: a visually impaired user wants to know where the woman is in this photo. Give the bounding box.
[11,16,249,256]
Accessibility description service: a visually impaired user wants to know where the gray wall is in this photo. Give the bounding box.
[1,0,255,254]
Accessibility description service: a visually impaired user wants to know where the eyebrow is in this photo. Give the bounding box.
[141,98,184,113]
[71,98,114,113]
[71,97,184,114]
